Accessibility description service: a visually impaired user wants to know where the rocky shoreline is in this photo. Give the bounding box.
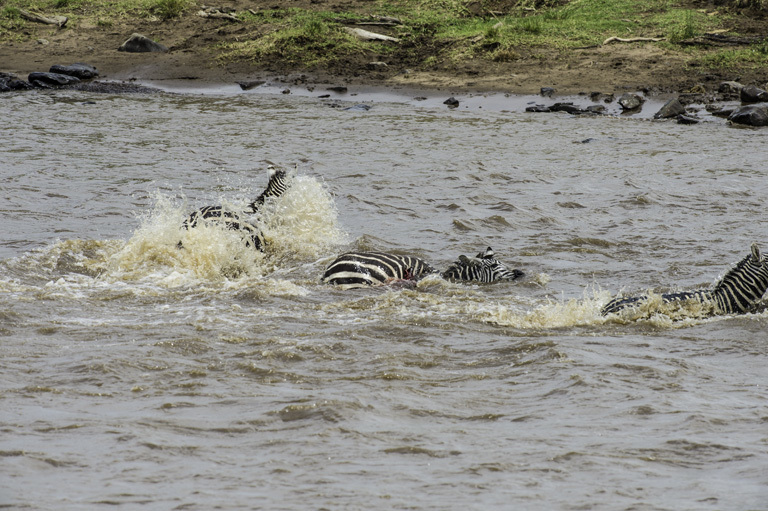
[5,56,768,128]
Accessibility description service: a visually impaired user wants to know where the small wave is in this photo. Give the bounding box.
[474,289,611,329]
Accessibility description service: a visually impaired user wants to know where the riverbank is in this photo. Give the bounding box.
[1,0,767,95]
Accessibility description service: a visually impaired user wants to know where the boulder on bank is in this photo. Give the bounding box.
[718,81,743,95]
[618,93,644,111]
[525,102,604,115]
[540,87,555,97]
[654,98,685,119]
[739,85,768,103]
[118,33,168,53]
[49,63,98,79]
[444,96,459,107]
[28,72,81,88]
[728,105,768,126]
[0,72,33,91]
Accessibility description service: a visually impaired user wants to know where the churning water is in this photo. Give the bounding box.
[1,84,767,510]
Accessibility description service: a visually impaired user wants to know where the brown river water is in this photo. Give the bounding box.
[1,84,767,510]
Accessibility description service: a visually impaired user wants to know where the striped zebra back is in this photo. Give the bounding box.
[601,290,713,316]
[602,243,768,316]
[181,206,265,250]
[247,166,290,213]
[181,165,291,251]
[711,242,768,313]
[322,252,437,289]
[442,247,524,283]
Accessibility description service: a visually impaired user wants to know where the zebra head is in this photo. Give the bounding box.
[247,164,291,213]
[712,242,768,313]
[442,247,524,283]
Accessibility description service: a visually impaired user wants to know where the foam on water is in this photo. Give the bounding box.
[259,175,348,261]
[102,174,346,285]
[0,173,345,303]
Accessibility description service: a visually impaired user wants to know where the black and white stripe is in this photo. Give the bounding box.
[322,252,437,289]
[602,243,768,316]
[246,166,290,213]
[442,247,524,283]
[181,166,290,251]
[323,247,524,289]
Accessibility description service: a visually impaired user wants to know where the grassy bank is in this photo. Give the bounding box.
[2,0,767,77]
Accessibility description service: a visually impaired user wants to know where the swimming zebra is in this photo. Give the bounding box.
[322,247,523,289]
[322,252,437,289]
[443,247,525,283]
[180,166,289,251]
[602,242,768,317]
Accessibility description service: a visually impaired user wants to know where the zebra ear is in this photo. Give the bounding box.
[478,247,495,260]
[750,242,761,263]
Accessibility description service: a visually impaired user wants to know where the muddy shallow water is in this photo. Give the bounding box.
[1,85,767,510]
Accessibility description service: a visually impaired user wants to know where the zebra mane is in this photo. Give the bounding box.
[712,242,763,291]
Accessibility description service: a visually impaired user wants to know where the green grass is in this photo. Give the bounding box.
[146,0,192,20]
[218,13,380,68]
[1,0,766,75]
[0,0,193,21]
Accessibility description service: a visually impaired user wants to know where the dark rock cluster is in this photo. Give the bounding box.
[524,81,768,128]
[1,62,160,94]
[1,63,98,91]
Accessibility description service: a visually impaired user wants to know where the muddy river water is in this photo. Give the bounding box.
[1,83,767,510]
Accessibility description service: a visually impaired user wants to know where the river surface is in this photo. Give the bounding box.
[1,84,767,510]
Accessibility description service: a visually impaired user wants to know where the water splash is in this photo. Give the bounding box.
[474,288,611,329]
[259,175,348,262]
[103,174,346,284]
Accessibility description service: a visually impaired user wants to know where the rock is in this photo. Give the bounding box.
[327,86,348,93]
[49,63,98,79]
[718,81,743,94]
[709,107,735,118]
[740,85,768,103]
[728,105,768,126]
[585,105,606,114]
[550,102,583,114]
[654,98,685,119]
[676,114,700,125]
[540,87,555,97]
[589,91,614,103]
[238,80,265,90]
[444,97,459,108]
[0,72,32,92]
[618,93,644,111]
[525,104,551,113]
[27,72,81,88]
[118,33,168,53]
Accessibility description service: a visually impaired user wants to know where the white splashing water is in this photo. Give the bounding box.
[103,174,346,284]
